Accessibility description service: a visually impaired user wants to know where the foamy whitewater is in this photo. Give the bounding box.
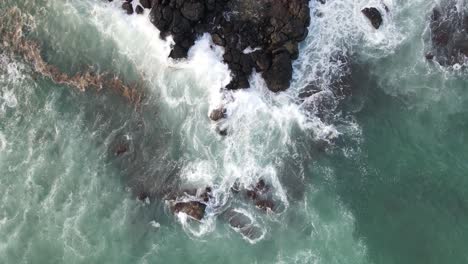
[1,0,468,263]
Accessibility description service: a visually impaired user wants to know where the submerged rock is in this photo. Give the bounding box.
[225,210,252,229]
[428,1,468,66]
[224,209,263,240]
[362,7,383,29]
[0,7,143,105]
[149,0,310,92]
[114,143,129,156]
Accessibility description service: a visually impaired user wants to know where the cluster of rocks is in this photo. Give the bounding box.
[165,179,277,224]
[427,0,468,66]
[232,179,276,211]
[145,0,310,92]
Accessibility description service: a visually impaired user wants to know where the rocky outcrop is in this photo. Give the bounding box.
[238,179,276,212]
[209,106,227,121]
[428,1,468,66]
[147,0,310,92]
[362,7,383,29]
[172,201,207,220]
[166,186,213,220]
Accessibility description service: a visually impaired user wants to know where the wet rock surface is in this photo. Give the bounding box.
[165,186,213,221]
[241,179,277,212]
[362,7,383,29]
[429,1,468,66]
[209,107,227,121]
[172,201,207,221]
[146,0,310,92]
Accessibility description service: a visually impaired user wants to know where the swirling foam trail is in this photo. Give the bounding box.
[84,0,376,242]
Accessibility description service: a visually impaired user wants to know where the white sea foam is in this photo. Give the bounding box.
[0,133,5,152]
[85,0,370,240]
[0,55,22,114]
[149,220,160,229]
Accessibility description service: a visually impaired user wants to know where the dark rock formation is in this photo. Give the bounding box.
[255,199,275,211]
[114,143,129,156]
[263,52,293,92]
[172,201,207,221]
[136,5,144,14]
[122,2,134,15]
[242,179,276,211]
[429,1,468,66]
[166,186,214,220]
[148,0,310,92]
[362,7,383,29]
[209,107,227,121]
[137,191,150,201]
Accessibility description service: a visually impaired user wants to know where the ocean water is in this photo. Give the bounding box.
[1,0,468,263]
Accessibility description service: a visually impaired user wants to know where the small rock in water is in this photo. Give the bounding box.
[425,52,434,60]
[136,5,144,15]
[215,125,228,136]
[114,143,129,156]
[246,190,258,200]
[209,107,226,121]
[199,187,213,202]
[362,7,383,29]
[255,200,275,211]
[255,179,267,193]
[137,191,149,202]
[172,201,207,221]
[122,2,134,15]
[231,181,241,194]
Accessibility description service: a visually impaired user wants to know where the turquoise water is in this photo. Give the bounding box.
[1,0,468,263]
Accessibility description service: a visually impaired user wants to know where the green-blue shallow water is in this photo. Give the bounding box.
[1,0,467,263]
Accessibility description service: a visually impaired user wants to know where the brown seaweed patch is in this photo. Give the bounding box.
[0,7,143,105]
